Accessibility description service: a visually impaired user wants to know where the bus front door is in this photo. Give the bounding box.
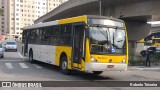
[24,32,29,56]
[72,24,85,68]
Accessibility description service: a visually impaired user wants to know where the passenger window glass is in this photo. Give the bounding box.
[50,26,60,45]
[59,24,72,45]
[41,27,51,45]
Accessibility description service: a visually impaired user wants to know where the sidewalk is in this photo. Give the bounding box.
[128,66,160,71]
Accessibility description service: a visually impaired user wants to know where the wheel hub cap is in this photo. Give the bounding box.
[62,61,67,70]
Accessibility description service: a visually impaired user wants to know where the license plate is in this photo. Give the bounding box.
[107,65,114,68]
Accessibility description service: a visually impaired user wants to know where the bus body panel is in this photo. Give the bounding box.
[85,38,91,63]
[80,58,85,71]
[85,62,127,72]
[23,21,58,30]
[90,55,126,63]
[28,44,56,65]
[40,45,56,64]
[124,22,129,64]
[58,15,87,25]
[55,46,72,69]
[28,44,40,61]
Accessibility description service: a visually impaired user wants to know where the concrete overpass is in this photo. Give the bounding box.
[35,0,160,55]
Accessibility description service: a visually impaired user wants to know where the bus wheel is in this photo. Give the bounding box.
[93,71,103,75]
[60,57,70,74]
[29,51,34,63]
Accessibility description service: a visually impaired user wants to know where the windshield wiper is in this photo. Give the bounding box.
[96,26,109,45]
[117,40,123,42]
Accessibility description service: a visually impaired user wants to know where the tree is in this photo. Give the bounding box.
[0,8,4,16]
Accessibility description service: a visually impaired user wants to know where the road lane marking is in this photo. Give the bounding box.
[0,60,23,62]
[32,64,43,68]
[19,63,29,68]
[18,52,24,61]
[5,63,13,69]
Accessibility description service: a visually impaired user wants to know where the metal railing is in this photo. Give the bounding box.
[129,55,160,66]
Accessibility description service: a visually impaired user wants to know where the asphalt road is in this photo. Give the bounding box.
[1,52,160,81]
[0,42,159,90]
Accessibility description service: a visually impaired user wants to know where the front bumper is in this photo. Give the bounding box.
[5,47,17,49]
[85,62,127,72]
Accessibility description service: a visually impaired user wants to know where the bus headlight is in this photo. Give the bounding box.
[121,58,126,63]
[91,56,98,62]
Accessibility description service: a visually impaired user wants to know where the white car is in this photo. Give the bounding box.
[0,44,4,58]
[5,41,17,52]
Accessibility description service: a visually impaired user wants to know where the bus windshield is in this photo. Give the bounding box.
[89,26,126,54]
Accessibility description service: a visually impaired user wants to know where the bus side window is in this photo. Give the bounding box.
[41,27,51,45]
[35,28,42,44]
[22,31,26,43]
[50,25,60,45]
[59,24,72,46]
[30,29,36,44]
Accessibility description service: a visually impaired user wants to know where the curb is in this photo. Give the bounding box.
[128,66,160,71]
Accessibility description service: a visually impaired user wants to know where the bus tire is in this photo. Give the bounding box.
[60,56,70,74]
[93,71,103,75]
[29,50,34,63]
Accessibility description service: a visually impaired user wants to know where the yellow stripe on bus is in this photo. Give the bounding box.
[58,15,87,25]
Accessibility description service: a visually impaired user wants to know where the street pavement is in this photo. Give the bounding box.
[0,51,160,81]
[0,42,159,90]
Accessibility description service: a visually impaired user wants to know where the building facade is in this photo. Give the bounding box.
[0,0,67,40]
[0,0,7,36]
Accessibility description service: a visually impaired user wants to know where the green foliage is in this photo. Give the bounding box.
[0,9,4,16]
[153,52,160,62]
[129,56,145,66]
[129,53,160,66]
[129,60,145,66]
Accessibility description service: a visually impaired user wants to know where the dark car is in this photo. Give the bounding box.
[140,47,156,57]
[148,47,156,53]
[0,44,4,58]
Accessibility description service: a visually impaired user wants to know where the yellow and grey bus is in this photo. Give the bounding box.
[144,32,160,47]
[152,38,160,47]
[22,15,128,75]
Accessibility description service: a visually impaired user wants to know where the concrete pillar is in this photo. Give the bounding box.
[125,21,151,56]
